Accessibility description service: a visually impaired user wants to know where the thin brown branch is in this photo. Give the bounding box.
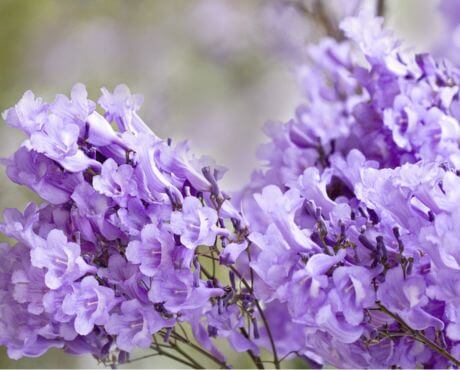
[376,302,460,367]
[289,0,344,41]
[240,327,265,369]
[125,353,160,364]
[169,330,231,369]
[227,264,281,369]
[376,0,385,17]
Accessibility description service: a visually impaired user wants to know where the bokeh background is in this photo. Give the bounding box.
[0,0,444,368]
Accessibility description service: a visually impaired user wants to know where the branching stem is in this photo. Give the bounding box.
[228,265,281,369]
[376,302,460,367]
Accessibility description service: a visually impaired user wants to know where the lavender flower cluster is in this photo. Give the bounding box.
[0,83,250,366]
[2,7,460,370]
[237,11,460,368]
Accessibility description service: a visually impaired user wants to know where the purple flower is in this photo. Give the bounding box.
[0,83,243,364]
[148,269,223,313]
[331,266,375,325]
[62,276,116,335]
[4,39,460,368]
[294,250,346,304]
[170,196,228,249]
[377,267,444,331]
[85,111,127,149]
[97,253,142,299]
[220,240,248,265]
[71,182,120,242]
[253,185,318,252]
[159,141,223,192]
[424,209,460,270]
[315,304,364,344]
[98,84,144,132]
[29,114,78,158]
[0,203,41,248]
[30,229,95,289]
[2,90,48,134]
[28,114,99,172]
[93,158,138,207]
[4,147,83,205]
[105,299,172,352]
[51,83,95,126]
[250,225,299,301]
[206,305,259,354]
[12,264,48,315]
[115,197,153,237]
[64,331,112,360]
[125,224,173,276]
[129,134,183,201]
[42,284,76,323]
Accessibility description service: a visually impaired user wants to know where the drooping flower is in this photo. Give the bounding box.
[170,196,228,249]
[4,147,83,205]
[2,90,48,134]
[148,269,223,313]
[93,158,138,207]
[28,114,99,172]
[62,276,117,335]
[330,266,376,326]
[30,229,95,290]
[125,224,173,276]
[105,299,172,352]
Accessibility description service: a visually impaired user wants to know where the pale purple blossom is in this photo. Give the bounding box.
[62,276,117,335]
[105,299,172,352]
[125,224,172,276]
[170,196,228,249]
[30,229,95,290]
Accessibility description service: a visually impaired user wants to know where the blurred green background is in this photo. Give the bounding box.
[0,0,443,368]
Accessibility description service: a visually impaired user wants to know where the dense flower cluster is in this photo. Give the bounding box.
[0,84,253,365]
[2,5,460,370]
[236,10,460,369]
